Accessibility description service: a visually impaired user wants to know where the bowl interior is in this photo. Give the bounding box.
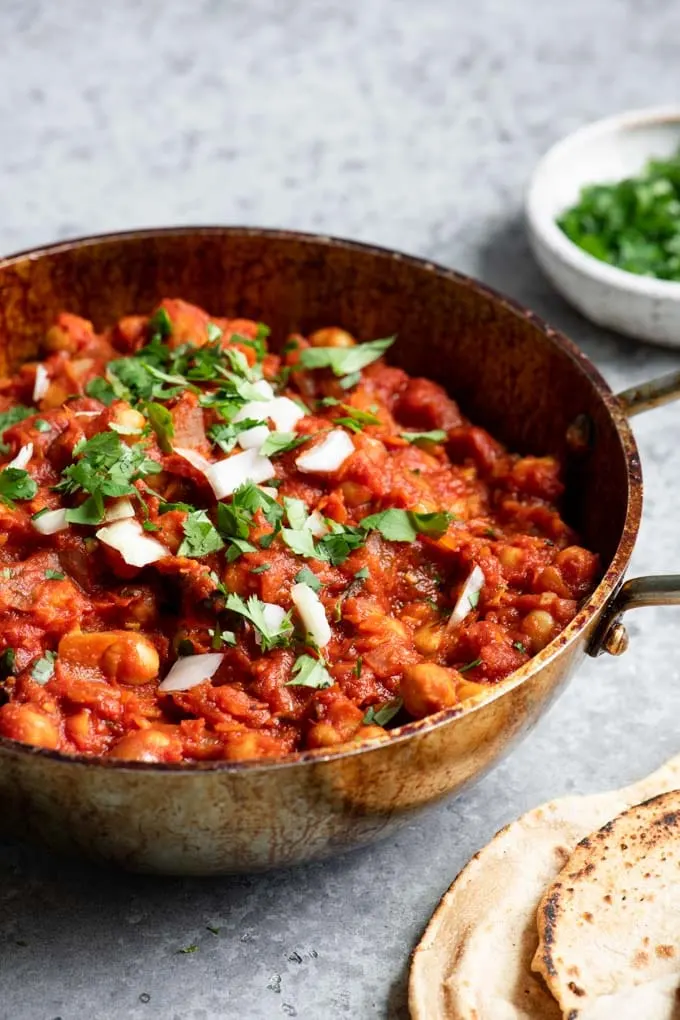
[0,229,636,576]
[531,108,680,224]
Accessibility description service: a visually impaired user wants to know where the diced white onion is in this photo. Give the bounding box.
[158,653,225,693]
[306,510,329,537]
[104,498,136,522]
[173,446,214,474]
[33,364,50,401]
[32,508,69,535]
[254,603,288,647]
[206,448,276,500]
[296,430,354,474]
[447,565,485,630]
[291,582,332,648]
[95,519,169,568]
[74,411,101,419]
[7,443,33,470]
[268,397,305,431]
[234,396,305,434]
[236,424,270,450]
[252,379,274,400]
[259,486,279,498]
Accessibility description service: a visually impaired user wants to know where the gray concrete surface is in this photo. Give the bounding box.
[1,1,680,1017]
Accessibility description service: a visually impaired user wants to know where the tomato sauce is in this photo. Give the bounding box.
[0,302,599,762]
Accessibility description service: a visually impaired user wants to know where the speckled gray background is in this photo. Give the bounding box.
[1,1,680,1018]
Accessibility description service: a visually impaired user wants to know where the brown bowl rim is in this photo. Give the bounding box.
[0,226,643,773]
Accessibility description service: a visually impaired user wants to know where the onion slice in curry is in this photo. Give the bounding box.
[158,652,225,693]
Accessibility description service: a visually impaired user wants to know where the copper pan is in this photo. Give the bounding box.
[0,228,677,875]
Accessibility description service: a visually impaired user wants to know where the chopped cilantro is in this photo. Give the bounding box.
[316,522,366,565]
[209,625,236,650]
[353,656,363,678]
[85,377,116,405]
[259,431,309,458]
[360,509,452,542]
[206,322,223,344]
[468,590,480,610]
[142,520,160,532]
[332,405,381,432]
[459,657,482,673]
[148,307,173,343]
[44,569,65,581]
[513,640,527,654]
[31,650,56,685]
[0,406,34,454]
[145,401,175,453]
[250,563,271,574]
[281,527,318,559]
[400,429,447,444]
[34,419,50,433]
[226,593,293,650]
[0,648,16,678]
[0,567,12,580]
[209,419,264,454]
[338,371,362,390]
[484,527,498,539]
[225,537,258,562]
[286,653,333,689]
[354,566,370,580]
[298,336,394,377]
[0,468,38,508]
[177,944,199,955]
[283,497,309,531]
[177,510,225,558]
[363,697,403,726]
[294,566,322,592]
[206,925,221,936]
[57,431,161,525]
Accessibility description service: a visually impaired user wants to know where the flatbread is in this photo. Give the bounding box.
[532,789,680,1017]
[408,754,680,1020]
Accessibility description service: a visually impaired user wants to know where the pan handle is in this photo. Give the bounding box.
[617,369,680,417]
[589,576,680,656]
[587,373,680,655]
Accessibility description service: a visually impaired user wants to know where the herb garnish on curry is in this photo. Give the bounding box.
[0,302,599,762]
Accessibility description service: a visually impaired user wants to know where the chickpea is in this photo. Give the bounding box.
[100,635,160,685]
[413,622,444,655]
[306,722,348,748]
[340,481,373,507]
[0,703,60,750]
[111,404,146,434]
[354,725,387,742]
[309,327,356,349]
[497,546,524,570]
[457,679,488,702]
[44,324,76,353]
[536,565,572,599]
[109,728,179,762]
[58,631,159,684]
[521,609,556,652]
[401,663,460,718]
[65,709,94,749]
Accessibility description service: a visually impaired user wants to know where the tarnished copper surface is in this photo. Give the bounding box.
[0,228,644,874]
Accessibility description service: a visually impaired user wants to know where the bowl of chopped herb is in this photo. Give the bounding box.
[526,106,680,345]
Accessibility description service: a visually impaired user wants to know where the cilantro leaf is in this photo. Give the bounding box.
[315,522,366,565]
[0,406,34,454]
[0,648,16,678]
[145,402,175,453]
[225,537,258,561]
[360,509,452,542]
[178,510,225,558]
[259,432,309,458]
[44,569,65,581]
[34,419,51,433]
[298,336,395,378]
[209,419,264,455]
[281,527,318,559]
[513,640,527,654]
[233,323,269,362]
[0,468,38,508]
[332,406,381,432]
[31,650,56,685]
[283,497,309,531]
[225,593,293,650]
[400,429,447,444]
[354,566,370,580]
[206,322,223,344]
[362,697,403,726]
[85,377,116,406]
[294,566,322,592]
[459,657,482,672]
[148,307,173,343]
[286,653,333,689]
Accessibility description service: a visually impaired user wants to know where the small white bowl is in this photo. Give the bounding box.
[526,106,680,346]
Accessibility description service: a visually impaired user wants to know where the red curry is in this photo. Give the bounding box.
[0,301,599,763]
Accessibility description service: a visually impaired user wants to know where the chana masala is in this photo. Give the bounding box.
[0,301,599,763]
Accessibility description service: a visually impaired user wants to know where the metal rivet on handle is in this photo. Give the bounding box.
[603,622,629,656]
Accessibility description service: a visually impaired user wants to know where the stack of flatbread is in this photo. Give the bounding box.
[409,755,680,1019]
